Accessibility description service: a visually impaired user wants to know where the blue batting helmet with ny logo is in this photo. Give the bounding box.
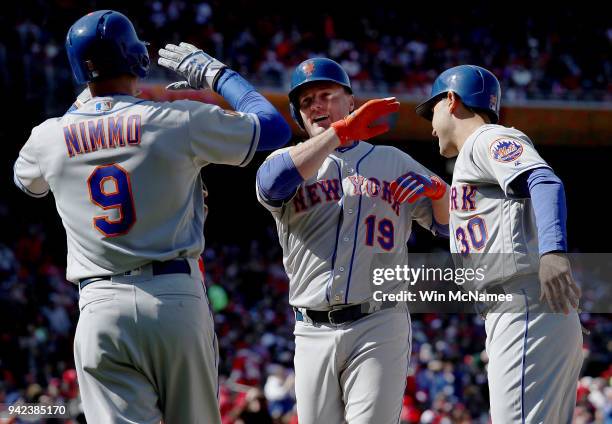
[66,10,150,85]
[288,58,352,129]
[416,65,501,123]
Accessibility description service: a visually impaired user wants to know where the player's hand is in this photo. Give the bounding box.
[66,87,92,113]
[330,97,399,145]
[158,42,227,91]
[538,252,581,314]
[390,172,446,204]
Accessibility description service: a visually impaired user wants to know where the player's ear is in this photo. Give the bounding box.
[447,91,460,114]
[348,94,355,113]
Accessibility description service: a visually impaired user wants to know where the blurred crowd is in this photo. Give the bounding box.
[2,1,611,118]
[2,1,612,423]
[1,225,611,423]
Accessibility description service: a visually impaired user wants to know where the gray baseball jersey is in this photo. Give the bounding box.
[450,124,582,423]
[14,94,260,423]
[14,95,260,282]
[257,141,442,424]
[450,124,550,289]
[257,141,438,310]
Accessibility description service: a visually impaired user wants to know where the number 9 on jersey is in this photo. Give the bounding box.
[87,164,136,237]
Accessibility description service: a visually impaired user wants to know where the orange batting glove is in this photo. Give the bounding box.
[331,97,400,145]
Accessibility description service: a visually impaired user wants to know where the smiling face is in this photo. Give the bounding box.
[296,81,354,137]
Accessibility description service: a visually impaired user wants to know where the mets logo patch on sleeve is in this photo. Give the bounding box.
[489,138,524,163]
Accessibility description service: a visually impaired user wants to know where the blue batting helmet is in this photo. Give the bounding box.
[66,10,150,84]
[416,65,501,123]
[288,58,352,129]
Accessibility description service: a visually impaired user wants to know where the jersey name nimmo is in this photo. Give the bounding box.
[63,114,142,157]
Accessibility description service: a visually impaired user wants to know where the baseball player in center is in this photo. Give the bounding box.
[256,58,450,423]
[411,65,583,423]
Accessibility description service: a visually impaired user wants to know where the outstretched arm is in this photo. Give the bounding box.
[158,42,291,151]
[257,98,400,204]
[291,97,400,180]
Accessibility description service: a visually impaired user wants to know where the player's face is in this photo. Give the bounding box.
[298,82,354,137]
[431,98,459,158]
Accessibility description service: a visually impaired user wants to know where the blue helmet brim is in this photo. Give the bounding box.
[415,93,446,121]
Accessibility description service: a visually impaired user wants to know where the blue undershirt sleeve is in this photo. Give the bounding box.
[432,217,449,238]
[257,151,304,205]
[432,218,450,238]
[510,167,568,255]
[214,69,291,151]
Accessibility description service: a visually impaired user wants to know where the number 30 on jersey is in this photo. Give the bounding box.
[455,216,487,256]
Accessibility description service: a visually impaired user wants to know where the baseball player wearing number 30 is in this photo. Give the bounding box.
[410,65,583,423]
[256,58,450,424]
[13,10,291,423]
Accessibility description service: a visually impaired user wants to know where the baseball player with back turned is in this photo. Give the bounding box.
[409,65,583,423]
[13,10,290,423]
[256,58,450,424]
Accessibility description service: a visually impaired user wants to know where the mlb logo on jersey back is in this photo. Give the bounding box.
[489,138,523,163]
[95,101,113,112]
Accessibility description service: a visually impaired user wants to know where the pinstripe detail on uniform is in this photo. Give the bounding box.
[327,157,344,303]
[345,144,376,303]
[520,289,529,424]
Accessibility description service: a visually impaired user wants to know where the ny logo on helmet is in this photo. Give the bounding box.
[302,61,315,77]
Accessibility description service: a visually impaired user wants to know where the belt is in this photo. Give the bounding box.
[295,301,397,325]
[79,259,191,291]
